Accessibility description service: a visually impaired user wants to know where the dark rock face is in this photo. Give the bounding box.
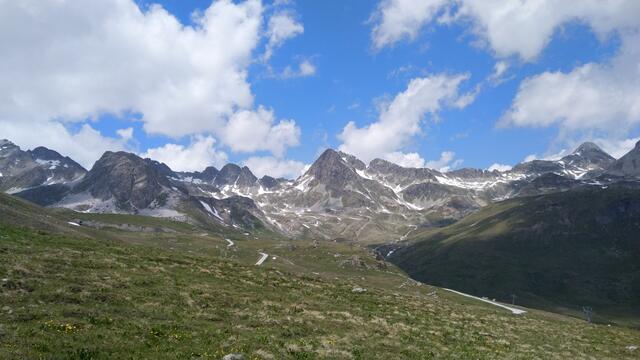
[259,175,282,190]
[512,160,563,175]
[14,184,70,206]
[0,140,86,192]
[178,166,219,183]
[198,195,264,230]
[74,152,170,210]
[607,141,640,178]
[199,167,219,182]
[214,164,242,187]
[305,149,362,190]
[564,142,615,169]
[211,164,258,188]
[237,167,258,187]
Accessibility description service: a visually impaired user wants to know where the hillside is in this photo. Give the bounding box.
[3,139,630,243]
[2,194,640,358]
[389,185,640,326]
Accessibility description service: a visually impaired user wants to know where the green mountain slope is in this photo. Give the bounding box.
[1,193,640,358]
[390,185,640,326]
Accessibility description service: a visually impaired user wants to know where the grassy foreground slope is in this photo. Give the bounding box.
[1,194,640,359]
[392,186,640,327]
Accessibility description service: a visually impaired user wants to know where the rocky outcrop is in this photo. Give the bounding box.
[73,151,171,210]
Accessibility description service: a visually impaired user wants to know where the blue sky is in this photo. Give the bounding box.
[2,0,639,178]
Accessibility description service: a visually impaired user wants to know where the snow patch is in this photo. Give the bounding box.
[199,200,224,222]
[35,158,61,170]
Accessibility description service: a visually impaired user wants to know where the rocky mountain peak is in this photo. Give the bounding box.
[0,140,20,155]
[304,149,361,187]
[0,139,17,148]
[28,146,86,173]
[200,166,219,181]
[368,158,402,174]
[1,143,87,193]
[606,142,640,178]
[237,166,258,187]
[212,164,258,188]
[560,142,615,175]
[74,151,171,210]
[573,142,602,154]
[338,151,366,171]
[215,164,242,186]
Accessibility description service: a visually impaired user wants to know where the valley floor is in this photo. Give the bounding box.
[1,219,640,359]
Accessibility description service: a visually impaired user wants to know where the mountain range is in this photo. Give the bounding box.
[2,138,640,243]
[4,137,640,325]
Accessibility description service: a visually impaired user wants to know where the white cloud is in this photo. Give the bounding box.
[116,127,134,141]
[500,32,640,134]
[383,152,426,168]
[455,0,640,61]
[338,73,470,162]
[371,1,640,61]
[367,1,640,155]
[0,120,127,169]
[141,136,228,172]
[425,151,463,172]
[596,136,640,159]
[281,59,317,79]
[243,156,307,179]
[0,0,267,138]
[371,0,448,50]
[222,107,301,157]
[264,11,304,61]
[488,163,512,172]
[488,61,509,84]
[0,0,305,161]
[523,149,567,163]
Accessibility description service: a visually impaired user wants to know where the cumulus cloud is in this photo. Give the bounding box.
[371,1,640,154]
[425,151,463,172]
[338,73,470,162]
[596,136,640,159]
[383,152,426,168]
[455,0,640,61]
[222,107,301,157]
[141,136,228,172]
[371,0,448,50]
[488,163,512,172]
[500,32,640,134]
[264,11,304,61]
[116,128,134,141]
[371,0,640,60]
[0,120,127,169]
[0,0,265,137]
[383,150,467,172]
[488,61,509,85]
[243,156,307,179]
[280,59,317,79]
[0,0,305,161]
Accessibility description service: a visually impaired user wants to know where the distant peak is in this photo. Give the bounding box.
[220,163,242,171]
[318,148,340,159]
[0,139,17,147]
[30,146,63,160]
[573,142,603,154]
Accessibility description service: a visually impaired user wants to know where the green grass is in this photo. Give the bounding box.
[393,186,640,327]
[1,193,640,358]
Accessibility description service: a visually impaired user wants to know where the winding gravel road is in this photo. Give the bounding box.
[444,288,527,315]
[255,252,269,266]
